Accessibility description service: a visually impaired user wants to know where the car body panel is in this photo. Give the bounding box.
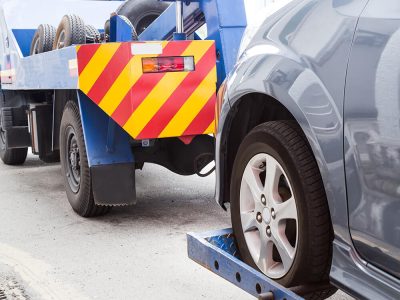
[217,0,366,243]
[344,0,400,279]
[216,0,400,297]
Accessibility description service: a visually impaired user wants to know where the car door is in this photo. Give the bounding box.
[344,0,400,278]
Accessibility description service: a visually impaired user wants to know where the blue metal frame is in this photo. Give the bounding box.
[77,91,134,167]
[11,29,36,57]
[187,229,303,300]
[110,14,134,42]
[140,0,247,87]
[77,15,136,168]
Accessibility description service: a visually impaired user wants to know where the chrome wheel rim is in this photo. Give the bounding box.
[239,153,298,279]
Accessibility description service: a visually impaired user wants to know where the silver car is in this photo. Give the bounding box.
[216,0,400,299]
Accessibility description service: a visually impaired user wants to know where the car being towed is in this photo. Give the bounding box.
[215,0,400,299]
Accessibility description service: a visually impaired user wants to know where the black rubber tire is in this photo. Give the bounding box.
[53,15,86,50]
[60,101,112,218]
[30,24,56,55]
[0,108,27,165]
[85,24,100,43]
[230,121,336,299]
[116,0,170,35]
[0,135,27,165]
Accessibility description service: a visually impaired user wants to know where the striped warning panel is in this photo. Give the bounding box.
[77,40,217,140]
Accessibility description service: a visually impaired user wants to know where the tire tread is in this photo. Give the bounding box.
[231,120,336,300]
[60,101,111,218]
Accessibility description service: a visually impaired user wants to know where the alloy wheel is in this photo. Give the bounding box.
[239,153,298,279]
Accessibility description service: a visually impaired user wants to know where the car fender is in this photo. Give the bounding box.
[220,46,350,243]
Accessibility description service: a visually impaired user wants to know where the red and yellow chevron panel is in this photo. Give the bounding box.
[76,40,217,140]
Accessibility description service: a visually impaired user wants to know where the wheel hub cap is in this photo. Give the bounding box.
[65,126,81,194]
[239,153,299,279]
[262,207,272,224]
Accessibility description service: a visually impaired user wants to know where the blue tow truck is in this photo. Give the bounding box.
[0,0,245,216]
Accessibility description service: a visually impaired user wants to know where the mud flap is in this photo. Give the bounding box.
[77,91,136,206]
[91,163,136,206]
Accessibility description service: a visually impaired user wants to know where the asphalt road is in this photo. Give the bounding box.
[0,154,353,300]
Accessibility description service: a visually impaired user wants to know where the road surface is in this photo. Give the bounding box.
[0,154,352,300]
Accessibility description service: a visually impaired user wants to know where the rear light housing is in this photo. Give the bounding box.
[142,56,195,73]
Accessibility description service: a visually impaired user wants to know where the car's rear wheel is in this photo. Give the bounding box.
[230,121,336,299]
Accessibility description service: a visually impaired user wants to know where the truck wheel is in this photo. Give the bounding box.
[85,25,100,43]
[53,14,86,50]
[230,121,336,298]
[116,0,170,35]
[0,131,27,165]
[30,24,56,55]
[0,108,27,165]
[60,101,111,217]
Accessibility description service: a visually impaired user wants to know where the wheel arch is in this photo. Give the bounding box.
[218,90,335,224]
[53,90,78,150]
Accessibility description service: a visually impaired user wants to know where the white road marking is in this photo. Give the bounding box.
[0,243,89,300]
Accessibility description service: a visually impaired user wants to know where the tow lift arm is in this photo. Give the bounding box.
[187,229,333,300]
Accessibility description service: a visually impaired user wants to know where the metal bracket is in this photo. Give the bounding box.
[187,229,304,300]
[142,0,247,87]
[110,14,133,42]
[173,0,187,40]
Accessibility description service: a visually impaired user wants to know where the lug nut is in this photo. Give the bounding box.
[261,195,266,205]
[256,212,262,223]
[266,226,271,237]
[271,209,276,219]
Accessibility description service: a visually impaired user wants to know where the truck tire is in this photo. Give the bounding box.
[60,101,111,217]
[230,121,336,299]
[53,15,86,50]
[0,108,27,165]
[0,133,28,165]
[30,24,56,55]
[85,24,100,43]
[116,0,170,35]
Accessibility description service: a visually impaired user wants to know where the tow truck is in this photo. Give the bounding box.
[0,0,245,217]
[0,0,324,298]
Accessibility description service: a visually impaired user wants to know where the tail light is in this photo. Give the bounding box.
[142,56,195,73]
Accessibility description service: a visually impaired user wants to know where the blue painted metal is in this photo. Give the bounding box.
[1,0,121,91]
[11,29,35,57]
[139,2,198,41]
[187,229,303,300]
[173,32,187,40]
[2,46,78,90]
[110,14,133,43]
[140,0,247,87]
[77,91,134,167]
[78,15,136,168]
